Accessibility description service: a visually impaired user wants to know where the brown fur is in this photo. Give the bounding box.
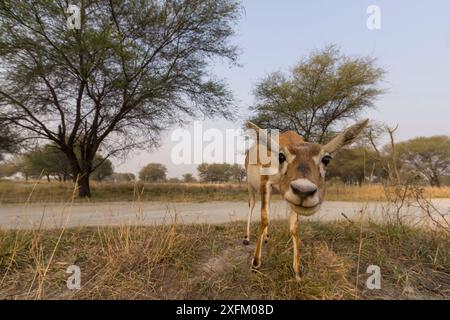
[279,143,326,205]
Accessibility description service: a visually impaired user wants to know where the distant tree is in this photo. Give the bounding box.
[366,122,404,184]
[109,173,136,182]
[18,144,113,182]
[230,164,246,182]
[168,177,181,183]
[17,145,69,181]
[396,136,450,187]
[326,147,382,186]
[182,173,197,183]
[41,144,72,181]
[0,0,241,197]
[12,154,35,181]
[441,175,450,187]
[91,156,114,182]
[0,161,17,178]
[249,45,385,143]
[139,163,167,182]
[197,163,234,182]
[0,122,19,160]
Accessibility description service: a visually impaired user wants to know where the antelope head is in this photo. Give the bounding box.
[247,119,369,216]
[279,119,369,215]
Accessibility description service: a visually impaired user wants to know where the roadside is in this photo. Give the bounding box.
[2,180,450,204]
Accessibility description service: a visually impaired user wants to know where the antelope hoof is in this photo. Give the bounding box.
[251,258,261,270]
[293,265,303,280]
[243,238,250,245]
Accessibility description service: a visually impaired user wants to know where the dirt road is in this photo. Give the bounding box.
[1,199,449,230]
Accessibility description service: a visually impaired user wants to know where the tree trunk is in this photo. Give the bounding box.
[61,146,96,198]
[63,151,90,198]
[70,162,80,183]
[358,178,363,187]
[77,172,92,198]
[430,174,441,188]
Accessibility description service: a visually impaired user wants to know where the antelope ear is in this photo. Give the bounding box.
[323,119,369,155]
[246,121,261,131]
[245,121,279,152]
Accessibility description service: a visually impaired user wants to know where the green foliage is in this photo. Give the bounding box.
[16,144,114,182]
[396,136,450,187]
[109,173,136,182]
[19,145,70,181]
[249,45,385,143]
[0,162,17,178]
[229,163,246,182]
[326,147,383,185]
[0,123,19,160]
[182,173,197,183]
[197,163,244,182]
[91,156,114,182]
[139,163,167,182]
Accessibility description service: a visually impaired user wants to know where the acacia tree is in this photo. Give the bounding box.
[366,123,403,184]
[110,172,135,182]
[0,0,241,197]
[197,163,234,182]
[230,163,245,182]
[326,146,383,186]
[396,136,450,187]
[139,163,167,182]
[20,144,71,181]
[182,173,196,183]
[91,155,113,182]
[17,144,114,182]
[249,45,385,143]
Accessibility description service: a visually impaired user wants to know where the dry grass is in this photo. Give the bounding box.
[0,180,247,204]
[1,180,450,204]
[1,219,449,300]
[325,184,450,202]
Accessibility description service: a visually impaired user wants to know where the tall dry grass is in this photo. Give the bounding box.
[1,219,448,299]
[2,180,450,204]
[0,180,247,203]
[325,184,450,202]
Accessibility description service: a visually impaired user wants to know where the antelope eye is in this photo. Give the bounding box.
[279,153,286,164]
[322,155,332,166]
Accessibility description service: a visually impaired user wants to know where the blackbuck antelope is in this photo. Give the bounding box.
[244,119,369,280]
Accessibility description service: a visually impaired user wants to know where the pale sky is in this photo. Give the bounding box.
[115,0,450,178]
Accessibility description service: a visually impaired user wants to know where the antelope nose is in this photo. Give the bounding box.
[290,179,317,198]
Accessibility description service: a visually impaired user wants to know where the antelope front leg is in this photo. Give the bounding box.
[243,187,256,245]
[290,211,301,280]
[263,224,269,243]
[252,182,271,269]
